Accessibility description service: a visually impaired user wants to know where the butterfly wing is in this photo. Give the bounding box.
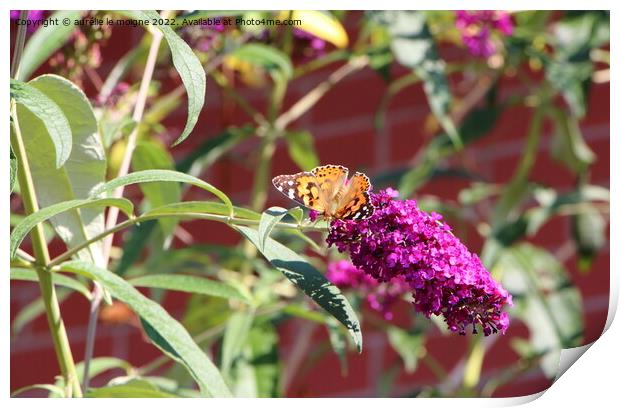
[272,165,350,216]
[272,172,328,213]
[311,165,349,214]
[334,172,375,220]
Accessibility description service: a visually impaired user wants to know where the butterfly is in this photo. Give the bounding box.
[272,165,375,221]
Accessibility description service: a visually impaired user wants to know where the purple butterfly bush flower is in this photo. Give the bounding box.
[327,188,512,335]
[11,10,45,33]
[327,259,409,320]
[454,11,514,57]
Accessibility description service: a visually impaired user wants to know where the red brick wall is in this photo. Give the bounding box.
[10,12,610,397]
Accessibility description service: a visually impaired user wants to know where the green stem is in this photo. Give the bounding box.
[48,211,328,268]
[10,106,82,397]
[10,11,28,79]
[491,107,544,226]
[293,49,351,78]
[250,130,279,211]
[10,15,81,397]
[136,301,288,376]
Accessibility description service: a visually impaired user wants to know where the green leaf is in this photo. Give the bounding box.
[50,357,134,397]
[370,10,460,147]
[236,226,362,352]
[258,207,288,252]
[129,274,250,303]
[226,320,281,397]
[132,10,206,146]
[12,289,71,336]
[326,317,349,375]
[10,145,17,193]
[221,310,255,377]
[90,169,233,215]
[550,108,595,174]
[10,198,133,259]
[398,95,502,197]
[431,93,501,151]
[526,185,609,236]
[18,11,82,81]
[17,74,107,265]
[545,12,609,118]
[247,322,280,397]
[11,383,66,397]
[458,182,500,205]
[10,213,55,243]
[144,200,259,220]
[284,130,320,171]
[87,384,177,398]
[286,207,304,224]
[386,326,425,373]
[282,304,328,324]
[78,357,133,380]
[571,206,606,271]
[497,243,583,378]
[10,268,92,300]
[11,78,72,168]
[229,43,293,80]
[59,260,232,397]
[132,140,181,241]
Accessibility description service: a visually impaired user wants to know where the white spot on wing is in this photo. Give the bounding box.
[288,189,295,199]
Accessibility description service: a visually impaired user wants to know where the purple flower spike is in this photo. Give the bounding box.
[327,189,512,335]
[326,260,408,321]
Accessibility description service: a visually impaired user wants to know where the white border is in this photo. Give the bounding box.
[3,1,617,406]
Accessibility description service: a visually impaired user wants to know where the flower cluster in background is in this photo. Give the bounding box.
[328,188,512,336]
[327,260,409,320]
[292,28,327,59]
[454,10,514,57]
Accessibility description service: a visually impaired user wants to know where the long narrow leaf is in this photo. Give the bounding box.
[129,274,250,303]
[59,260,232,397]
[90,170,232,215]
[17,74,108,265]
[10,198,134,259]
[236,226,362,352]
[221,310,255,377]
[10,268,92,300]
[258,207,288,252]
[130,10,206,146]
[10,79,72,167]
[144,201,259,220]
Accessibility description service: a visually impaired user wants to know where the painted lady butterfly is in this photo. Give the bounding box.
[272,165,375,221]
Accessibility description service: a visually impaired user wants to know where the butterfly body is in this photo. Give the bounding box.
[272,165,374,221]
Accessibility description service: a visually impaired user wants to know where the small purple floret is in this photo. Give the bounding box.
[454,11,514,57]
